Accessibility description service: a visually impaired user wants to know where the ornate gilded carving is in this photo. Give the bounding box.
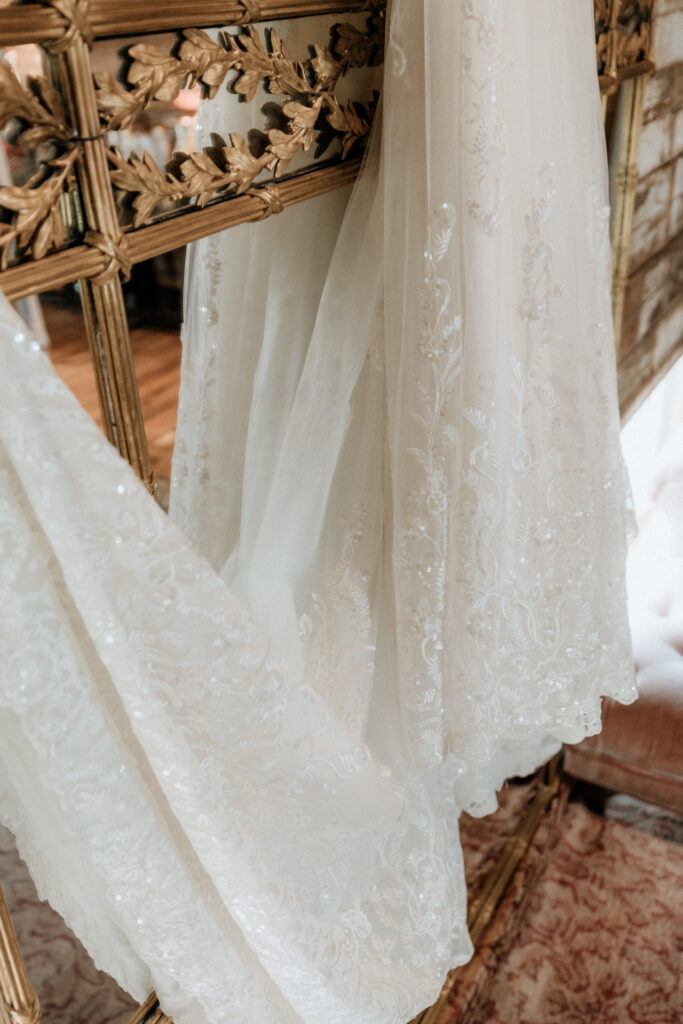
[0,62,77,268]
[0,149,78,268]
[100,12,384,226]
[250,182,284,218]
[84,227,132,284]
[35,0,94,53]
[594,0,614,78]
[96,12,383,130]
[0,885,41,1024]
[614,0,654,70]
[596,0,655,91]
[233,0,265,25]
[0,1,655,260]
[0,62,70,146]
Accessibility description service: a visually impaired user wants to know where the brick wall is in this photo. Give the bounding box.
[619,0,683,415]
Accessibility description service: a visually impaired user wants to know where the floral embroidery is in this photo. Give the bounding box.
[301,503,375,735]
[447,166,636,811]
[170,232,225,556]
[398,202,462,766]
[461,0,506,235]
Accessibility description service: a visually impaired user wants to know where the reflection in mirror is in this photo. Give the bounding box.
[44,273,182,505]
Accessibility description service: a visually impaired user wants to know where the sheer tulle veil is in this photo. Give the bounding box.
[0,3,636,1024]
[172,0,636,812]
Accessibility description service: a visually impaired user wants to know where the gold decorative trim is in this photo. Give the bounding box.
[126,993,169,1024]
[0,156,362,300]
[233,0,263,23]
[597,0,655,96]
[35,0,93,53]
[0,2,381,47]
[595,0,615,80]
[0,886,41,1024]
[93,15,384,127]
[98,13,382,226]
[247,182,284,217]
[0,151,78,269]
[614,0,654,70]
[0,61,71,145]
[84,228,132,284]
[0,62,77,268]
[48,28,156,488]
[609,73,647,355]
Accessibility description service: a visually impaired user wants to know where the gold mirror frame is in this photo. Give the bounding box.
[0,0,384,492]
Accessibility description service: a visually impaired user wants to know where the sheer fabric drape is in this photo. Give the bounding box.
[172,0,637,815]
[0,2,636,1023]
[0,298,471,1024]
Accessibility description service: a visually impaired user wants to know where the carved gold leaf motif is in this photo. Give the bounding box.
[595,0,654,84]
[0,0,650,267]
[177,29,234,98]
[96,10,385,131]
[267,97,321,167]
[0,63,70,146]
[325,96,372,160]
[0,149,78,268]
[614,0,653,69]
[103,11,385,227]
[0,60,76,267]
[229,26,311,101]
[332,15,385,69]
[594,0,613,76]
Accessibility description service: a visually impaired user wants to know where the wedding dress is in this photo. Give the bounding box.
[0,2,636,1024]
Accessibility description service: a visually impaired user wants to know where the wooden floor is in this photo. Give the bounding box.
[44,302,182,484]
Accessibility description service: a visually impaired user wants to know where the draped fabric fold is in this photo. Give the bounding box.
[0,2,636,1023]
[0,299,472,1024]
[172,0,637,816]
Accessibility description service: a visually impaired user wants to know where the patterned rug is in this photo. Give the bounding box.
[1,786,681,1023]
[458,794,683,1024]
[0,826,136,1024]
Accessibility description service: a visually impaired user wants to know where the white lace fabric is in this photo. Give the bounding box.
[0,2,636,1023]
[172,0,636,813]
[0,302,471,1024]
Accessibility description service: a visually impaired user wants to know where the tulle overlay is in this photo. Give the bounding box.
[0,2,635,1023]
[172,0,637,814]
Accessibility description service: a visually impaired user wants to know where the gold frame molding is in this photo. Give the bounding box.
[0,0,384,488]
[0,1,377,45]
[600,0,657,357]
[610,74,647,358]
[596,0,655,103]
[0,886,41,1024]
